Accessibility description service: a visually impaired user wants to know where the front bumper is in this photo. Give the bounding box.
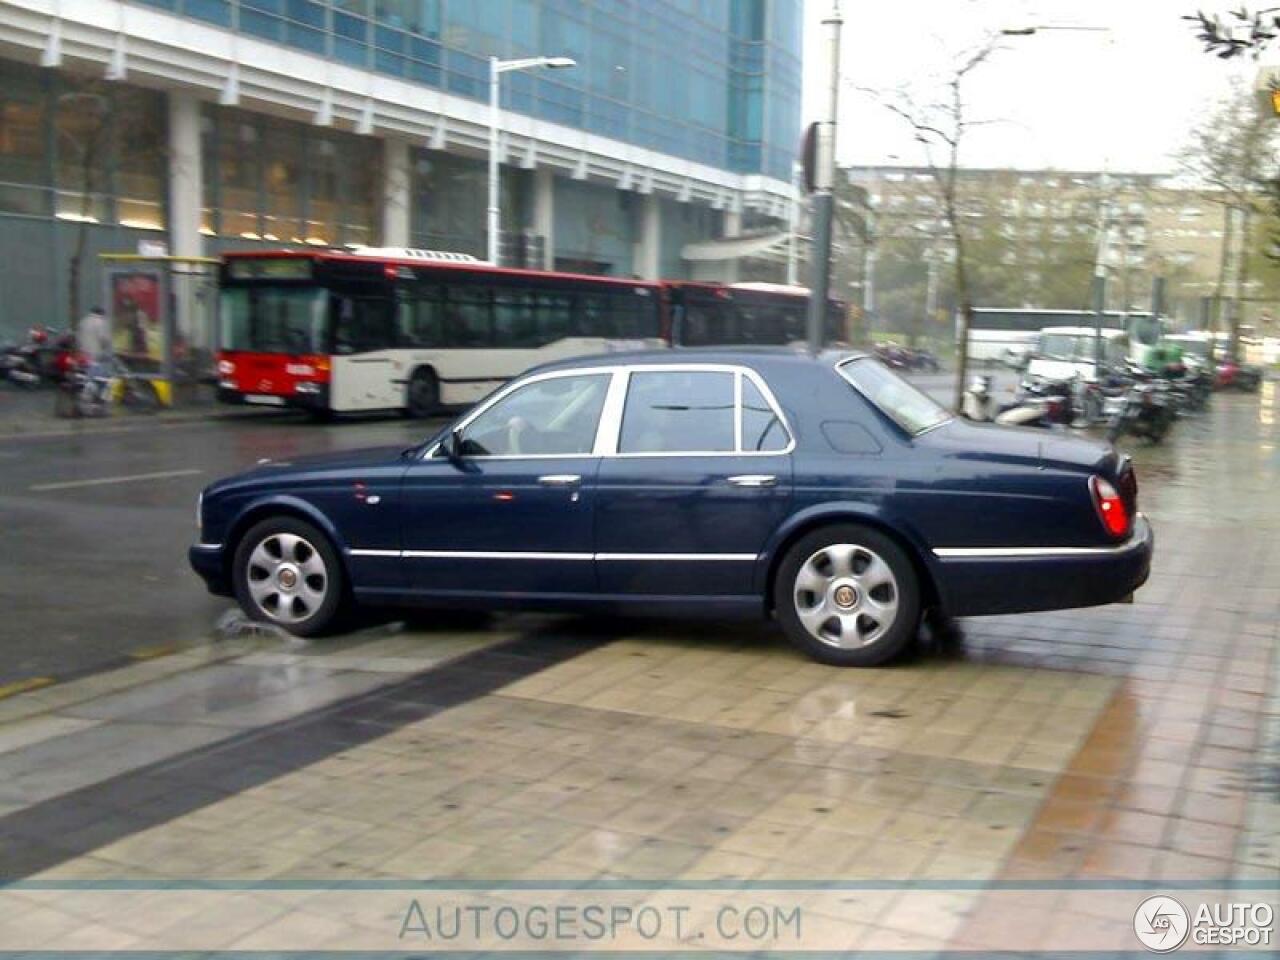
[189,542,232,597]
[217,384,329,411]
[934,514,1154,617]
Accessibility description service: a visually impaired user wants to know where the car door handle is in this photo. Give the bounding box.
[537,474,581,487]
[727,474,777,488]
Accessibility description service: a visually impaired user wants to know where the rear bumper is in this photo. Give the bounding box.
[934,514,1153,617]
[189,543,232,597]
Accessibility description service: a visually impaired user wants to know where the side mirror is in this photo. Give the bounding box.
[439,428,464,464]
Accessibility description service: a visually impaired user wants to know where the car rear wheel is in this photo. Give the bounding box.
[233,517,344,637]
[774,524,920,667]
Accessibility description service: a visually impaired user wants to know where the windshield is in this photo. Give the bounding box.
[220,286,327,354]
[838,356,951,435]
[1038,333,1094,361]
[1172,338,1212,360]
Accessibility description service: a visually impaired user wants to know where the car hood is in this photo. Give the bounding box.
[920,418,1116,473]
[208,445,407,493]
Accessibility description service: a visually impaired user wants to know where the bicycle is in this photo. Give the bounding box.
[54,355,161,418]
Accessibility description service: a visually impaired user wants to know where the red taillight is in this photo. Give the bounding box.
[1090,475,1130,538]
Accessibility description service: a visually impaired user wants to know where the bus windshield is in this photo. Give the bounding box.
[220,286,328,354]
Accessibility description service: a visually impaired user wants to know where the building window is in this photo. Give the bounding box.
[0,62,48,216]
[114,87,165,231]
[204,105,380,246]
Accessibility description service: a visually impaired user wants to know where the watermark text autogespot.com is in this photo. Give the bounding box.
[398,899,802,946]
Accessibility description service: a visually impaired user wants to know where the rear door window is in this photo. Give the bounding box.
[619,370,736,453]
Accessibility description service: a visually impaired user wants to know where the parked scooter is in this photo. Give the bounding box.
[960,375,1071,429]
[1,327,52,388]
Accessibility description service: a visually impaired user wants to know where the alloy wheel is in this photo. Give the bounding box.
[792,543,900,649]
[245,532,328,624]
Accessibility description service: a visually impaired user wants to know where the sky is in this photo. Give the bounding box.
[801,0,1269,174]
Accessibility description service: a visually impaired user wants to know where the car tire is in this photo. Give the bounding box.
[406,367,439,418]
[233,517,345,637]
[773,524,921,667]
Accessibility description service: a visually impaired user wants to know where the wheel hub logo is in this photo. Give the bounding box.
[1134,896,1190,952]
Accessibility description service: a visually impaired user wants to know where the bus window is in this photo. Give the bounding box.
[443,286,492,348]
[334,296,395,355]
[682,301,731,345]
[397,283,444,347]
[581,293,647,339]
[220,286,327,354]
[494,288,540,347]
[538,293,574,342]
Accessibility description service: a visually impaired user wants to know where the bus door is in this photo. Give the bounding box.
[330,287,398,411]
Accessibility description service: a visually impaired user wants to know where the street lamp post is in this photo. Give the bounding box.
[1002,23,1114,372]
[488,55,576,266]
[805,1,843,354]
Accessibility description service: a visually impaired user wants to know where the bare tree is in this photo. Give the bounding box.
[1178,80,1279,357]
[860,36,1003,409]
[1185,7,1280,57]
[56,84,115,327]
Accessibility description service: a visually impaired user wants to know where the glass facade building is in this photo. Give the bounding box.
[0,1,801,336]
[131,0,802,179]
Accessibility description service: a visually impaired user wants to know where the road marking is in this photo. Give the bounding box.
[29,468,203,492]
[0,677,55,701]
[129,643,180,660]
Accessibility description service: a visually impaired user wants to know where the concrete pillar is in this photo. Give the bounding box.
[381,138,411,248]
[167,92,203,260]
[721,209,742,282]
[633,193,661,280]
[166,92,204,371]
[533,166,554,271]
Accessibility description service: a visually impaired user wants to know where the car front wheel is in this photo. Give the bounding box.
[774,524,921,667]
[233,517,344,636]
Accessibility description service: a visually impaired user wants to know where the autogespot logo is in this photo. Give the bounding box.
[1134,896,1191,953]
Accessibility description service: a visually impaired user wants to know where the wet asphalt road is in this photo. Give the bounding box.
[0,368,1012,685]
[0,405,450,685]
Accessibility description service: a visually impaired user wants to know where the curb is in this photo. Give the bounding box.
[0,406,293,438]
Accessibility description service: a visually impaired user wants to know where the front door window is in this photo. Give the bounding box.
[458,373,610,457]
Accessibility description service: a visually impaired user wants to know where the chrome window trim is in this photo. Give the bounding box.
[419,362,795,462]
[733,370,744,453]
[593,369,629,456]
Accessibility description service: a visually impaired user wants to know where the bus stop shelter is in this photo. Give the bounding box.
[99,253,219,406]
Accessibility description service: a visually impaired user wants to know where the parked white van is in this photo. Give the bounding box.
[1025,326,1131,382]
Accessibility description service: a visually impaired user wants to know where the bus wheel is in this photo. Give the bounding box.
[406,368,439,418]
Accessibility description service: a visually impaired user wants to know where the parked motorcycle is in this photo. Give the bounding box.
[1106,382,1176,445]
[1215,358,1262,393]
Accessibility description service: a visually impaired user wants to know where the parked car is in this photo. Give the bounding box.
[190,349,1153,667]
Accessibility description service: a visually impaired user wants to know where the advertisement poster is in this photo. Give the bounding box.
[108,269,164,368]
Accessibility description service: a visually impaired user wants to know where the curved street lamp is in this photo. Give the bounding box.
[488,55,577,266]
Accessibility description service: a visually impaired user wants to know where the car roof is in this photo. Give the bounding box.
[528,346,868,376]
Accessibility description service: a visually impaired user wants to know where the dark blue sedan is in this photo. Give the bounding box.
[190,350,1153,666]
